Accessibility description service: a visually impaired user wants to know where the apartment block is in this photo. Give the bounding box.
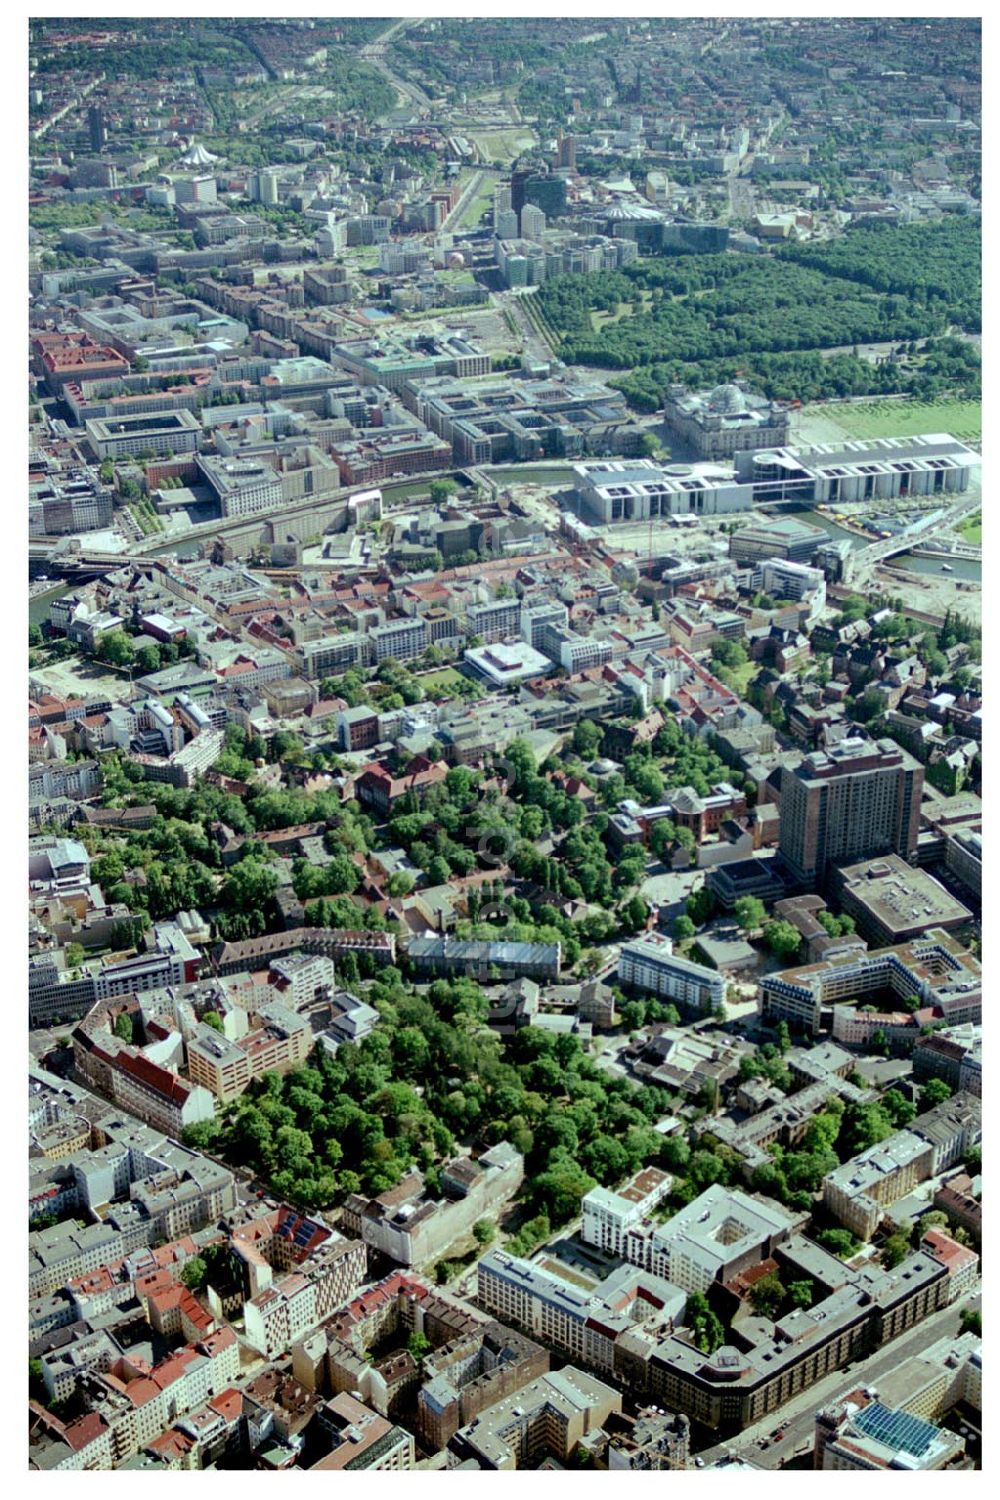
[823,1132,934,1241]
[370,616,429,664]
[244,1238,367,1358]
[416,1322,550,1452]
[618,935,725,1016]
[446,1368,622,1470]
[581,1168,673,1257]
[308,1392,415,1471]
[919,1228,979,1302]
[477,1250,684,1376]
[186,1001,311,1102]
[342,1143,523,1267]
[822,1093,980,1238]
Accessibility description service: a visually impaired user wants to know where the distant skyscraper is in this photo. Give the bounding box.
[88,104,106,152]
[510,168,531,217]
[557,133,577,171]
[778,735,924,886]
[494,207,519,239]
[519,202,546,240]
[522,172,566,220]
[254,166,281,205]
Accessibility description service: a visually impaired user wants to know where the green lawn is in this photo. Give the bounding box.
[415,667,464,691]
[458,191,493,229]
[956,511,982,545]
[714,659,757,696]
[828,397,981,446]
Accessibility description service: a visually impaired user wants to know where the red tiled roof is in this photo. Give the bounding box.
[115,1049,192,1105]
[147,1283,185,1312]
[209,1388,243,1422]
[922,1227,978,1270]
[152,1349,198,1393]
[64,1413,107,1451]
[136,1268,175,1298]
[198,1326,236,1356]
[148,1429,195,1459]
[125,1376,162,1408]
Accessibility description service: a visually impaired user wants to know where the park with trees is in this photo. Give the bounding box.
[533,219,980,410]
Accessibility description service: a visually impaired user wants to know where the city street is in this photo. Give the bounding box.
[697,1287,982,1467]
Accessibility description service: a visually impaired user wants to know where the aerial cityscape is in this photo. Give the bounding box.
[27,13,982,1473]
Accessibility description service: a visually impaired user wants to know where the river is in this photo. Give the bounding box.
[777,507,981,582]
[886,552,981,583]
[29,584,73,628]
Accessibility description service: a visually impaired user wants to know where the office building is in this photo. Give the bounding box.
[196,454,283,518]
[495,239,547,288]
[88,104,107,151]
[573,459,753,524]
[556,134,577,171]
[85,410,202,461]
[464,641,552,687]
[778,735,923,885]
[753,557,827,610]
[520,202,547,239]
[829,855,970,947]
[734,434,980,505]
[642,1248,948,1434]
[729,514,827,566]
[760,929,982,1036]
[645,1185,795,1293]
[252,166,282,205]
[407,938,561,982]
[871,1329,981,1424]
[494,207,519,239]
[815,1396,966,1470]
[521,172,567,219]
[606,1409,690,1470]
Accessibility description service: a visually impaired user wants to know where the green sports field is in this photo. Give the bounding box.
[827,398,981,446]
